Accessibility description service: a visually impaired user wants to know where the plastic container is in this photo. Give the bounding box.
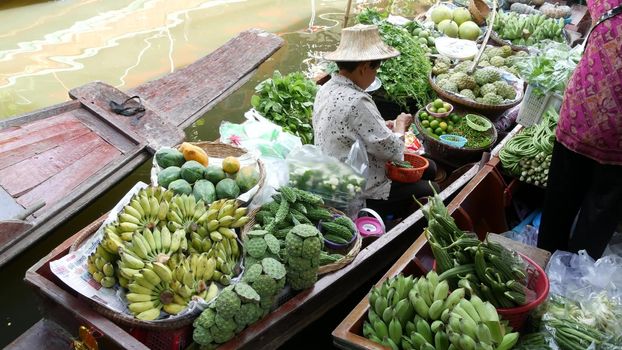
[496,253,550,331]
[385,153,429,183]
[355,208,385,239]
[439,134,468,148]
[321,215,359,251]
[516,84,563,127]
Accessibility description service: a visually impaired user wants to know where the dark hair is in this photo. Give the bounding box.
[336,59,382,72]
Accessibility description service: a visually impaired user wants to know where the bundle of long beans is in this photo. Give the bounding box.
[499,109,559,187]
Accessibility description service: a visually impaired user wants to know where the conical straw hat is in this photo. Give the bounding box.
[325,24,400,62]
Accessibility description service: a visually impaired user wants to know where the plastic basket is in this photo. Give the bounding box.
[129,324,192,350]
[496,254,550,331]
[386,153,429,183]
[516,84,563,127]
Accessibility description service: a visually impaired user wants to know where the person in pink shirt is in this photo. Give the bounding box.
[538,0,622,258]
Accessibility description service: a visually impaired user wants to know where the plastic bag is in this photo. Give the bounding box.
[248,157,289,210]
[286,144,367,213]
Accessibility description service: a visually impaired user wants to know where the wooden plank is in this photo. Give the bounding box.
[129,29,284,127]
[16,140,120,214]
[0,132,105,197]
[5,319,72,350]
[0,113,80,148]
[69,81,184,151]
[0,117,91,170]
[0,100,80,129]
[71,108,139,154]
[0,185,24,220]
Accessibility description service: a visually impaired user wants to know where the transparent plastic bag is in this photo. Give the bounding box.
[286,144,367,213]
[248,158,289,210]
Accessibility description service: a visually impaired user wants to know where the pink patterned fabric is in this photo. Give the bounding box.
[556,0,622,165]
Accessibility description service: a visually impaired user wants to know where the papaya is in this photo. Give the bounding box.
[193,180,216,204]
[179,142,209,166]
[204,165,226,184]
[155,148,185,168]
[180,161,205,184]
[235,165,260,193]
[215,178,240,199]
[168,179,192,195]
[222,156,240,174]
[157,166,181,188]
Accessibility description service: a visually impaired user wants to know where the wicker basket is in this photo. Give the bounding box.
[469,0,490,26]
[156,141,266,204]
[69,216,200,331]
[413,109,498,166]
[241,207,362,276]
[428,72,524,116]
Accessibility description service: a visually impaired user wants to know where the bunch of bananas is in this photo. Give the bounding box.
[446,295,519,350]
[106,187,174,241]
[363,272,517,350]
[126,261,219,320]
[117,227,187,282]
[492,11,564,46]
[169,253,221,302]
[86,245,117,288]
[421,193,531,309]
[186,198,248,255]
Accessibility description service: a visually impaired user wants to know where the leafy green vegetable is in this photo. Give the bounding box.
[357,9,435,109]
[251,71,318,144]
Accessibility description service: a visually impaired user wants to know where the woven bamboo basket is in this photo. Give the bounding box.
[241,207,362,276]
[469,0,490,26]
[428,72,524,115]
[157,141,266,204]
[69,215,200,331]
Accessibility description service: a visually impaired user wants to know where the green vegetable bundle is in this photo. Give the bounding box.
[357,9,434,109]
[251,71,318,144]
[492,11,565,47]
[419,191,533,309]
[499,109,558,187]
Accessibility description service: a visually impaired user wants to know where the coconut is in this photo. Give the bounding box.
[431,5,453,25]
[438,19,459,38]
[458,21,481,41]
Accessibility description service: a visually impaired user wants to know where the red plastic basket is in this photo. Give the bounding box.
[496,253,550,331]
[129,324,193,350]
[386,152,429,183]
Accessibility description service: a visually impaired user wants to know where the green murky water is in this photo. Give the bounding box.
[0,0,347,346]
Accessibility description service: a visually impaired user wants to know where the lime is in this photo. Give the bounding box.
[430,120,439,129]
[434,127,444,135]
[437,108,447,113]
[430,107,437,113]
[425,127,434,135]
[447,125,454,133]
[421,120,430,127]
[434,99,444,109]
[451,114,461,123]
[439,122,448,131]
[448,120,454,126]
[443,102,452,110]
[420,112,429,118]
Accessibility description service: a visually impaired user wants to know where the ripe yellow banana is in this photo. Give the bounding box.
[163,303,186,315]
[135,306,162,320]
[143,229,157,252]
[141,268,162,286]
[152,262,173,283]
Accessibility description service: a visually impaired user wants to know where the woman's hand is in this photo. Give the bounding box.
[394,113,413,134]
[385,120,395,130]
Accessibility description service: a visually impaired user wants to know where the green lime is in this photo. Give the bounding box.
[434,99,444,109]
[434,127,444,135]
[448,120,454,126]
[425,127,434,135]
[421,120,430,127]
[439,122,448,131]
[443,103,452,110]
[437,108,447,113]
[451,114,460,123]
[430,120,439,129]
[447,125,454,133]
[430,107,437,113]
[420,112,429,118]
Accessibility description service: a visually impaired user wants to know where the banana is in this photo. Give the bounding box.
[388,318,402,345]
[206,209,219,222]
[416,318,433,344]
[123,205,143,220]
[169,229,184,252]
[129,300,159,314]
[430,320,444,334]
[160,227,172,252]
[459,299,481,323]
[139,195,151,218]
[119,251,145,269]
[233,207,247,220]
[152,262,173,283]
[182,269,195,288]
[135,307,162,321]
[127,293,156,303]
[231,216,250,228]
[444,288,465,310]
[459,334,476,350]
[152,228,162,252]
[476,323,493,344]
[134,273,158,290]
[434,331,449,350]
[434,280,449,301]
[102,263,115,277]
[372,320,388,339]
[128,283,153,295]
[119,213,141,225]
[428,299,444,320]
[131,234,150,260]
[459,317,478,340]
[218,216,235,228]
[130,199,145,217]
[100,277,116,288]
[417,278,433,306]
[218,204,234,219]
[157,200,169,221]
[119,222,139,233]
[218,227,237,240]
[141,267,162,285]
[149,197,160,219]
[409,290,429,319]
[163,303,187,315]
[143,229,157,252]
[495,332,518,350]
[210,231,223,242]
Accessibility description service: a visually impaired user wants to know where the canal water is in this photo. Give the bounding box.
[0,0,348,346]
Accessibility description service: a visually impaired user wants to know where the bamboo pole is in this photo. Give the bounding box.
[469,0,498,74]
[343,0,354,28]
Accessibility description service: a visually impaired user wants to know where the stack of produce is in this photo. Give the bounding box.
[508,1,572,18]
[251,70,318,144]
[357,8,434,109]
[404,21,440,54]
[419,192,532,309]
[432,57,518,105]
[429,4,482,41]
[477,46,528,78]
[362,272,518,350]
[491,11,565,46]
[250,186,358,265]
[241,257,287,314]
[417,110,495,149]
[499,109,558,187]
[155,143,260,201]
[284,224,323,290]
[87,186,250,320]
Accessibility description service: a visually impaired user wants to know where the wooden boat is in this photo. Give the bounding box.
[14,123,525,349]
[0,29,284,268]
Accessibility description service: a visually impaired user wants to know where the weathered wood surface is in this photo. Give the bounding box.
[0,29,284,267]
[5,320,73,350]
[129,28,283,128]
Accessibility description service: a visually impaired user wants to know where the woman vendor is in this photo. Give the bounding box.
[313,24,438,223]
